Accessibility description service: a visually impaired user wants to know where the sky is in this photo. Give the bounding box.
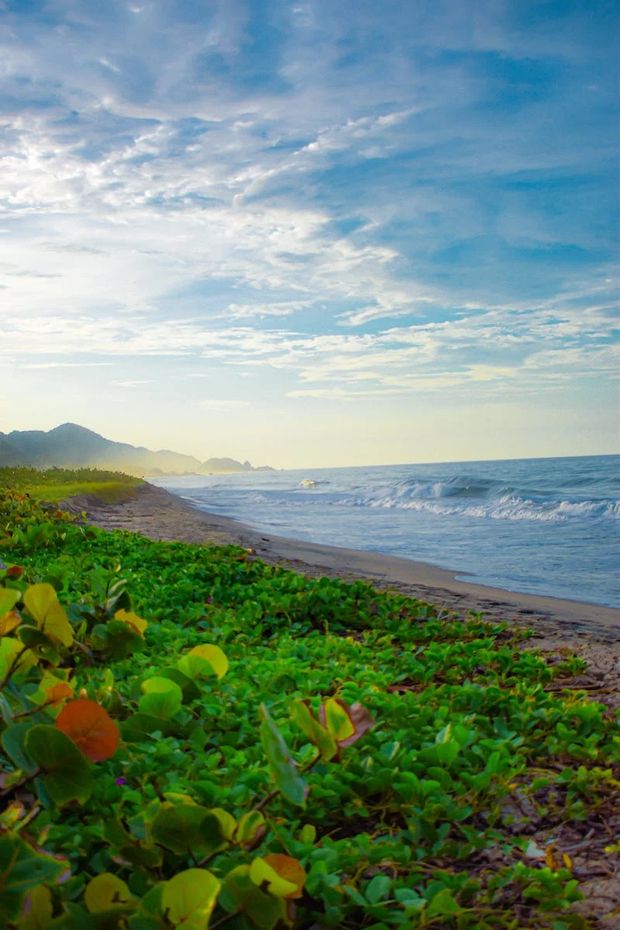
[0,0,618,468]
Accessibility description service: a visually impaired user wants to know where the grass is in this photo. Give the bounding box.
[0,469,617,929]
[0,466,142,503]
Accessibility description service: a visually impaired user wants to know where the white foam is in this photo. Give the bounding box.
[337,491,619,523]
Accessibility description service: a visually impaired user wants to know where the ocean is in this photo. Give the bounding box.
[151,455,620,608]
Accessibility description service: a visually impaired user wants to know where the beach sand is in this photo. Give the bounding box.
[65,480,620,643]
[63,480,620,921]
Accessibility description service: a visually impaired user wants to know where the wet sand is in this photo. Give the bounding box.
[64,481,619,645]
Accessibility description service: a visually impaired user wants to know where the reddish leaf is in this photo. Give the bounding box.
[262,854,307,900]
[338,701,374,748]
[47,682,74,707]
[318,698,374,749]
[55,699,120,762]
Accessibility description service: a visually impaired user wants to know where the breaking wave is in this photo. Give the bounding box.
[338,475,619,523]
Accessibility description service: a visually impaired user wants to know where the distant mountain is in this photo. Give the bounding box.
[0,423,273,476]
[0,434,23,466]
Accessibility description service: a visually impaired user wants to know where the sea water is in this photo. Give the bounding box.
[151,455,620,608]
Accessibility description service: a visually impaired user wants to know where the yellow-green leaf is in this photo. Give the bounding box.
[115,609,148,637]
[0,637,38,680]
[177,644,228,680]
[85,873,132,913]
[291,700,338,761]
[319,699,374,749]
[0,588,20,616]
[249,857,298,899]
[41,604,73,647]
[162,868,221,930]
[0,802,25,830]
[139,677,183,719]
[211,807,236,841]
[235,810,266,849]
[22,584,57,624]
[23,584,73,647]
[20,884,53,930]
[321,697,354,743]
[262,854,306,900]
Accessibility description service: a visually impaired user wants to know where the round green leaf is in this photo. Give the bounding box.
[151,804,226,856]
[176,645,228,681]
[219,867,284,930]
[25,725,93,805]
[1,722,38,774]
[85,873,132,913]
[139,677,183,720]
[162,869,221,930]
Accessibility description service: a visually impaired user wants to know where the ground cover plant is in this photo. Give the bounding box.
[0,467,142,504]
[0,472,618,929]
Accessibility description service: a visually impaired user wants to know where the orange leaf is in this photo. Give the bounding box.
[47,682,74,707]
[262,854,306,900]
[55,699,120,762]
[0,611,21,636]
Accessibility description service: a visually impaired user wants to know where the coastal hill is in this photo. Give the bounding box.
[0,423,272,476]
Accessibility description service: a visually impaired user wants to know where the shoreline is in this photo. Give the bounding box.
[64,481,620,645]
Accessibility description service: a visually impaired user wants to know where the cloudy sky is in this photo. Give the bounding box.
[1,0,618,467]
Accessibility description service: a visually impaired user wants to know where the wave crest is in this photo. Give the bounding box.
[338,482,619,523]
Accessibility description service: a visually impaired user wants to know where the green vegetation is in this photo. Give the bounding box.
[0,467,142,503]
[0,472,618,929]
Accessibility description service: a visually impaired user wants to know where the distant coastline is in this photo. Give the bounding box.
[0,422,273,477]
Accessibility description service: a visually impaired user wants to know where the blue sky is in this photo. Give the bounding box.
[0,0,618,466]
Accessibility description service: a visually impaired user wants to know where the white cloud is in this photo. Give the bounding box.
[2,281,617,407]
[19,361,114,370]
[110,379,155,387]
[224,300,314,320]
[198,399,250,410]
[0,0,616,460]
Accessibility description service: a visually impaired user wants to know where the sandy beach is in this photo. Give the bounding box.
[65,481,620,646]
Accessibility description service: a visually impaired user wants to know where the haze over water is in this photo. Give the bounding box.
[153,454,619,609]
